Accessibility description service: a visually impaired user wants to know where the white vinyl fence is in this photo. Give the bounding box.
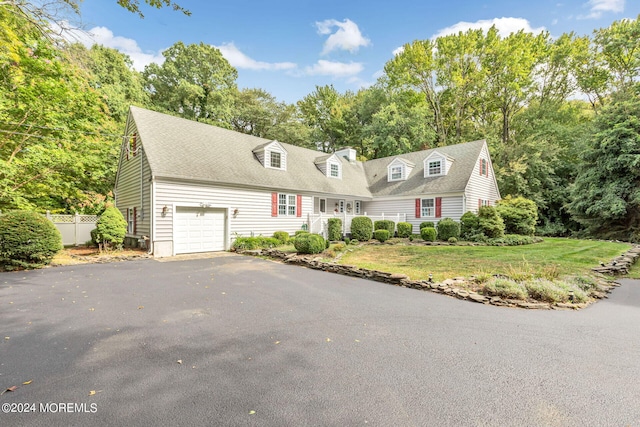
[46,212,98,246]
[308,212,408,238]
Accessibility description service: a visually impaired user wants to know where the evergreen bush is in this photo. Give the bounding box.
[294,233,326,254]
[420,227,437,242]
[374,229,390,242]
[373,220,395,235]
[327,218,343,241]
[495,195,538,236]
[0,210,63,270]
[396,222,412,238]
[460,211,480,239]
[436,218,460,241]
[478,206,505,238]
[420,221,435,229]
[272,231,290,245]
[95,207,127,250]
[233,236,281,250]
[350,216,373,241]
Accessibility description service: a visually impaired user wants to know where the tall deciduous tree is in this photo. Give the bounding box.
[568,84,640,240]
[143,42,238,126]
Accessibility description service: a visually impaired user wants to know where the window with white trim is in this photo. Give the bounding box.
[480,158,488,176]
[319,199,326,213]
[339,200,345,213]
[270,151,281,169]
[330,163,340,178]
[421,198,435,217]
[278,194,296,216]
[428,159,442,176]
[354,200,361,214]
[390,165,403,181]
[127,208,135,233]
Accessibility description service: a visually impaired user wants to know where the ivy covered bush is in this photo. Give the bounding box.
[436,218,460,241]
[294,233,326,254]
[350,216,373,241]
[374,229,390,242]
[420,227,437,242]
[0,210,63,270]
[495,195,538,236]
[327,218,343,241]
[94,207,127,250]
[396,222,412,238]
[373,220,395,235]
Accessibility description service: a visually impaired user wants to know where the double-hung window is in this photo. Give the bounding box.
[428,160,442,176]
[278,194,296,216]
[390,165,403,180]
[270,152,282,169]
[330,163,340,178]
[421,198,435,217]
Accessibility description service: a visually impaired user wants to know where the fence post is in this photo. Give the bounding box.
[74,212,79,246]
[46,210,51,220]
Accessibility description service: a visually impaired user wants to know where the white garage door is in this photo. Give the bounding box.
[174,207,226,254]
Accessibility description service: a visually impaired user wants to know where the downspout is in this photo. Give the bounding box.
[149,178,156,255]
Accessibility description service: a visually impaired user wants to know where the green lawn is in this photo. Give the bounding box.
[338,237,633,282]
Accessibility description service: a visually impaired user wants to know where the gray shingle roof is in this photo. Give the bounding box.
[129,106,486,198]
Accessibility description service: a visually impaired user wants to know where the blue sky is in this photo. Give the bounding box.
[73,0,636,104]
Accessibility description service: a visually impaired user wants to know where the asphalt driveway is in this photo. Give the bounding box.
[1,255,639,426]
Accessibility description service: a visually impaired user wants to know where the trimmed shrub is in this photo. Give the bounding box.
[373,220,395,235]
[95,207,127,250]
[486,235,543,246]
[436,218,460,241]
[344,237,351,245]
[478,206,505,238]
[420,221,435,229]
[233,237,281,250]
[420,227,437,242]
[272,231,290,245]
[327,218,343,241]
[396,222,412,238]
[0,210,63,270]
[448,237,458,243]
[294,233,326,254]
[90,228,99,245]
[374,229,390,242]
[495,195,538,236]
[295,230,309,236]
[349,239,359,245]
[350,216,373,241]
[460,211,480,239]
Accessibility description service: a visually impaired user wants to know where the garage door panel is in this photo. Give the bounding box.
[174,207,226,254]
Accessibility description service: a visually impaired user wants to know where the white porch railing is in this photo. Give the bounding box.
[307,212,407,238]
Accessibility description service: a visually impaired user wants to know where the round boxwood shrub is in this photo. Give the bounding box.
[495,195,538,236]
[460,211,480,239]
[294,233,326,254]
[294,230,309,236]
[420,227,437,242]
[373,220,395,235]
[373,229,390,242]
[327,218,343,241]
[478,206,505,238]
[420,221,435,229]
[396,222,412,238]
[0,210,63,270]
[436,218,460,241]
[448,236,458,244]
[350,216,373,241]
[95,207,127,250]
[272,231,290,245]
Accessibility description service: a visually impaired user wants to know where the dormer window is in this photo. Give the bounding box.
[387,158,414,182]
[270,152,281,168]
[391,165,403,180]
[424,151,450,177]
[330,163,340,178]
[314,154,342,179]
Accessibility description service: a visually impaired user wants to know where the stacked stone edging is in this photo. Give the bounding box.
[591,245,640,275]
[238,248,625,310]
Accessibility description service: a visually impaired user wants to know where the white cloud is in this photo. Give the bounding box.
[315,19,371,55]
[578,0,625,19]
[215,42,296,71]
[432,17,547,39]
[305,60,363,77]
[66,25,164,70]
[392,46,405,56]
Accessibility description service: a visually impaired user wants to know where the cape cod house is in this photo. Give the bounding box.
[115,106,500,257]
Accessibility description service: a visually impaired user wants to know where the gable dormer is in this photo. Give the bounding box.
[423,151,452,177]
[253,140,287,171]
[314,153,342,179]
[387,158,414,182]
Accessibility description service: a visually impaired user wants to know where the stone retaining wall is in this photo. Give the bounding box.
[591,246,640,275]
[238,248,628,310]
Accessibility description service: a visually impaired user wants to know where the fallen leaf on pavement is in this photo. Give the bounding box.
[177,360,183,364]
[4,337,9,340]
[89,390,96,396]
[1,386,18,395]
[138,306,144,310]
[22,380,32,385]
[249,410,256,415]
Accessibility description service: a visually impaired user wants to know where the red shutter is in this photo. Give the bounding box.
[479,159,482,175]
[133,207,137,234]
[126,208,130,233]
[435,197,442,218]
[296,195,302,217]
[478,199,482,209]
[415,198,421,218]
[132,133,137,157]
[271,193,278,217]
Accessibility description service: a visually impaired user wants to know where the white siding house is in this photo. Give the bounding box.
[115,107,501,257]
